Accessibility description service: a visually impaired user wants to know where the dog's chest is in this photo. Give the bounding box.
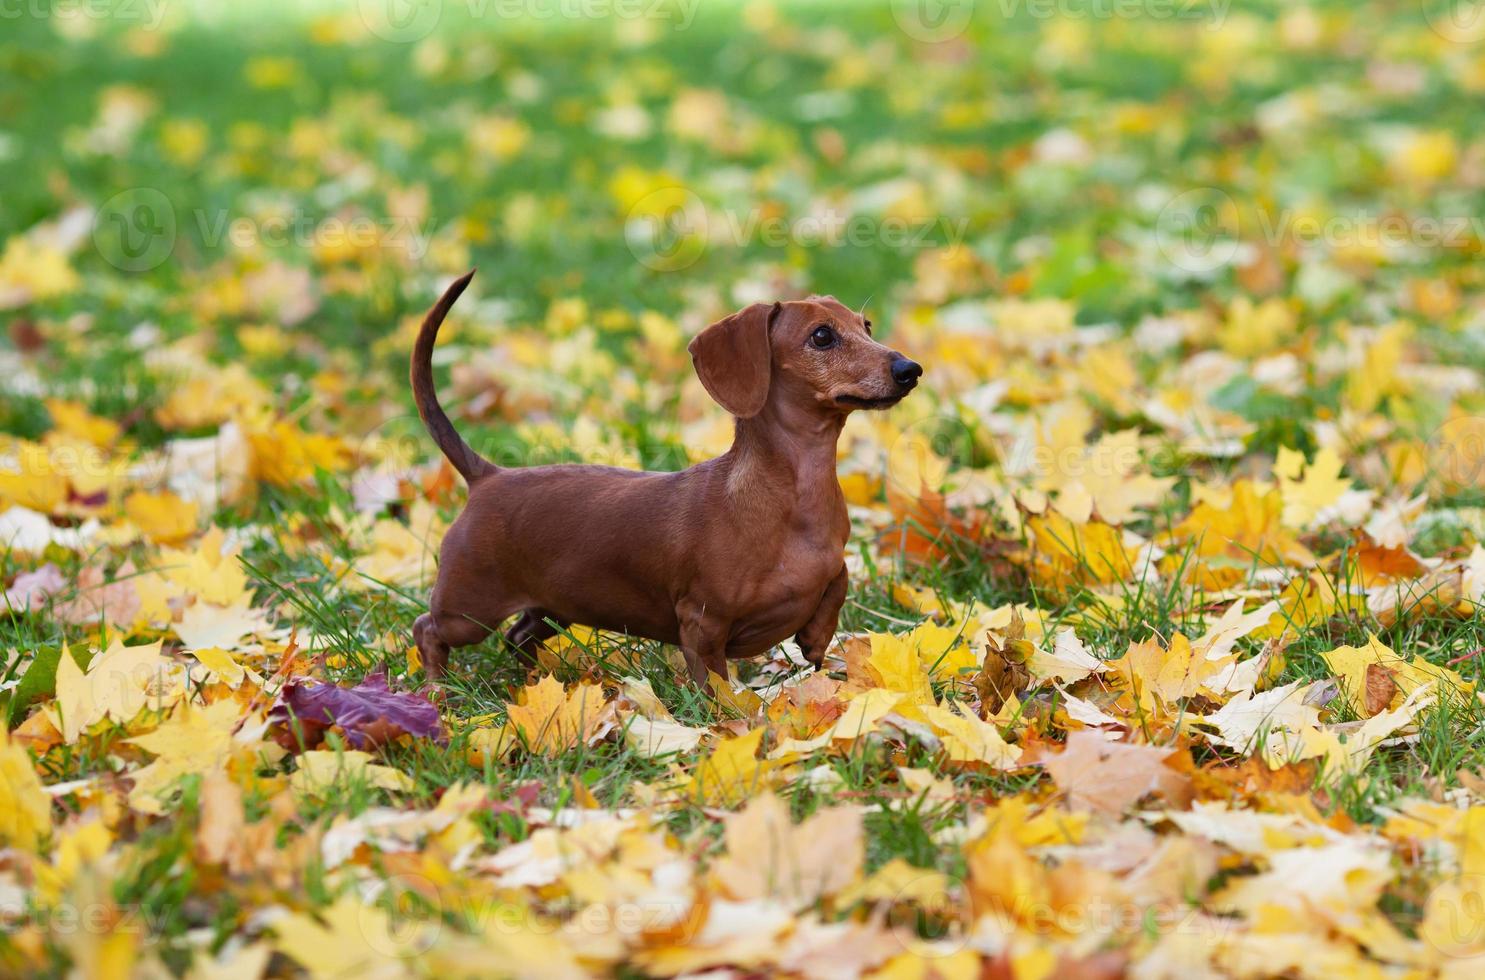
[724,500,846,648]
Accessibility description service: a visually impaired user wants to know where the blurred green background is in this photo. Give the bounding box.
[2,0,1482,475]
[5,0,1481,332]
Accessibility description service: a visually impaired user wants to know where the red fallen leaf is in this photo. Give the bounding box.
[879,483,987,565]
[268,669,444,751]
[9,318,45,353]
[485,781,542,818]
[69,487,110,508]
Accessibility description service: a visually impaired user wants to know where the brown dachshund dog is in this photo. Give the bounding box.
[410,270,921,686]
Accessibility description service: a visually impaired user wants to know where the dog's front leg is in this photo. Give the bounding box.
[794,564,847,669]
[677,600,729,691]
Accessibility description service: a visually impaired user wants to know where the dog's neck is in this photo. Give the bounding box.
[725,398,845,503]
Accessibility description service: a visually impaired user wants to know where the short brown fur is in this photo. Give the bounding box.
[411,271,921,686]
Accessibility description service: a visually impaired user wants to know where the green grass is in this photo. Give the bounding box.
[5,0,1485,972]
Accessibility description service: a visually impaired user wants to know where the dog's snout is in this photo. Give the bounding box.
[890,356,922,388]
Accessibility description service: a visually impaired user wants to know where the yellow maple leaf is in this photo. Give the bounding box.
[840,856,952,908]
[1165,479,1314,589]
[1048,429,1176,526]
[865,632,936,707]
[1320,632,1473,718]
[248,420,351,487]
[1218,295,1294,358]
[769,688,906,756]
[917,702,1022,770]
[52,639,172,742]
[0,727,51,851]
[705,671,766,718]
[343,501,446,594]
[124,489,200,545]
[0,237,79,307]
[154,364,270,431]
[1343,322,1412,414]
[1106,633,1222,713]
[125,699,241,814]
[898,619,976,685]
[890,581,952,619]
[33,819,112,908]
[966,816,1053,931]
[1391,129,1457,185]
[505,675,610,755]
[191,646,247,688]
[1024,512,1135,590]
[678,726,784,806]
[1275,446,1355,529]
[0,441,71,512]
[272,894,414,979]
[159,526,251,606]
[289,750,414,800]
[44,399,121,448]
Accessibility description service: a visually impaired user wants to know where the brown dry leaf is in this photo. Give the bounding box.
[975,609,1033,716]
[1363,663,1398,718]
[1458,769,1485,798]
[1044,731,1194,815]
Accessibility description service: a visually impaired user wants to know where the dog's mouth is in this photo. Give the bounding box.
[835,389,910,410]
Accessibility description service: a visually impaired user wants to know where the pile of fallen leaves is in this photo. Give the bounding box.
[6,2,1485,978]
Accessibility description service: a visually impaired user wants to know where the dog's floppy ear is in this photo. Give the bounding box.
[688,302,779,418]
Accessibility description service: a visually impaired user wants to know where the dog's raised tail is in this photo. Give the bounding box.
[411,269,493,482]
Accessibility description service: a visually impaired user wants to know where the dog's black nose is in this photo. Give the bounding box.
[891,356,923,387]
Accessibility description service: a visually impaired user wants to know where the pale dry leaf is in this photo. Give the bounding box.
[1044,731,1193,814]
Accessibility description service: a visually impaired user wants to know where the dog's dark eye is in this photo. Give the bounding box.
[808,325,837,350]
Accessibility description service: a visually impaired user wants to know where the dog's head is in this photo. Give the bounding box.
[688,296,921,419]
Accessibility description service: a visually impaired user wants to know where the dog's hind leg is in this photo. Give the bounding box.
[415,607,501,681]
[413,613,452,680]
[504,609,566,669]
